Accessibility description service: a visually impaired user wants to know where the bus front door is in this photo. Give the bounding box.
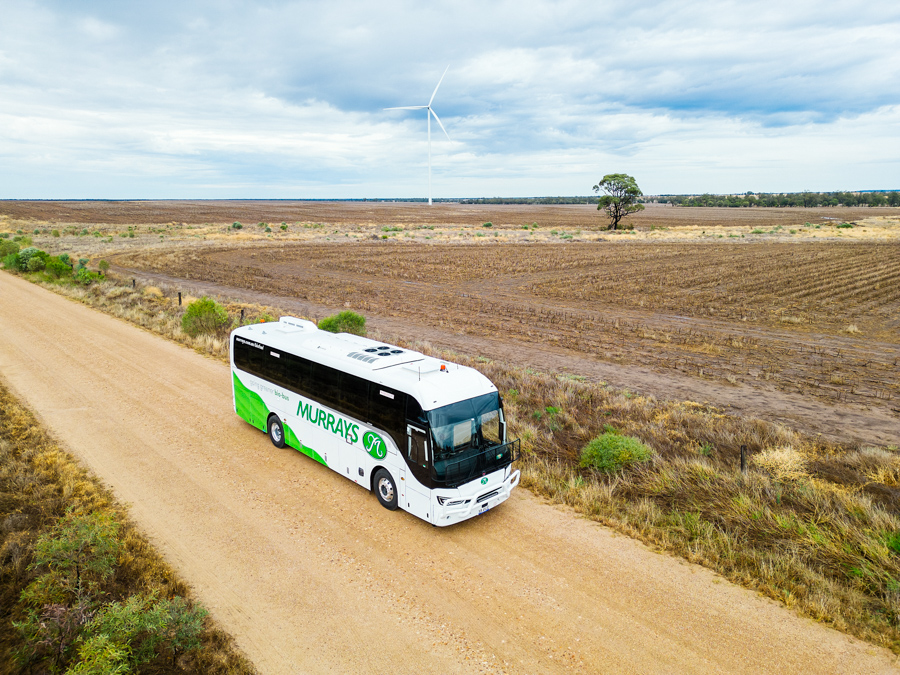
[405,425,432,522]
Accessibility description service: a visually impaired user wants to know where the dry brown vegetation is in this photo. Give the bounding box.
[10,270,899,655]
[0,379,256,674]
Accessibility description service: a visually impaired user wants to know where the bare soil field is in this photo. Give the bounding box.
[2,199,900,230]
[1,271,896,674]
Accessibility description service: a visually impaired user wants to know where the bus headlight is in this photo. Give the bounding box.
[437,496,467,506]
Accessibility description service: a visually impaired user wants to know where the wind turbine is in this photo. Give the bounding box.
[385,65,450,205]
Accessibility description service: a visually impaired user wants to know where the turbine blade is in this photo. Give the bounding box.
[430,108,450,140]
[428,65,450,106]
[384,105,428,110]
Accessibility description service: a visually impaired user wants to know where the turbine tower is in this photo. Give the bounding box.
[385,65,450,205]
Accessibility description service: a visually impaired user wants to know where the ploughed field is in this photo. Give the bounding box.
[3,198,898,229]
[115,241,900,413]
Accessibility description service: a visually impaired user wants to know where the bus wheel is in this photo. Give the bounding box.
[268,415,286,449]
[374,469,398,511]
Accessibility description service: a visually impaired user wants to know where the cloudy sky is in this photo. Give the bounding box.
[1,1,898,199]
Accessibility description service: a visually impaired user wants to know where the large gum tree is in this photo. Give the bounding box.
[593,173,645,230]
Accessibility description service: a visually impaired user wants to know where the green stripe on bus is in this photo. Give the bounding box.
[234,372,328,467]
[283,420,327,466]
[233,371,268,432]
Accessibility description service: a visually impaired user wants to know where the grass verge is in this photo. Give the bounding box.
[5,266,900,655]
[0,379,256,674]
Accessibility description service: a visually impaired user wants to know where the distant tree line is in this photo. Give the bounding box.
[653,191,900,208]
[457,197,600,205]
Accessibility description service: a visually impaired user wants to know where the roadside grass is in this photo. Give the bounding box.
[0,380,256,674]
[6,267,900,655]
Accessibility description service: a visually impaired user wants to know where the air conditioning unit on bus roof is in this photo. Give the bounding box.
[277,316,317,333]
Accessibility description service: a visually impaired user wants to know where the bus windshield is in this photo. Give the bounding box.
[429,392,508,484]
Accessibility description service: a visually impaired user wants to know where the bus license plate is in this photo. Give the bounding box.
[478,502,491,515]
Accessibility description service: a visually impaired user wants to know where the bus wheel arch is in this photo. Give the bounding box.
[267,414,286,449]
[373,468,398,511]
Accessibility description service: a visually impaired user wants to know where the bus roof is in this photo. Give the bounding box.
[231,317,498,411]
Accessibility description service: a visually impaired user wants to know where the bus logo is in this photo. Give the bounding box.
[481,477,488,485]
[363,431,387,459]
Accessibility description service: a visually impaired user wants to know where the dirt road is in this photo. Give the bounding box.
[1,272,897,674]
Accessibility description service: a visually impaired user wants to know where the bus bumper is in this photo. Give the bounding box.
[433,468,521,526]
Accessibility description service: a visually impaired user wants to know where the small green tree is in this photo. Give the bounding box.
[593,173,645,230]
[27,511,121,606]
[318,310,366,336]
[98,260,110,273]
[181,296,229,336]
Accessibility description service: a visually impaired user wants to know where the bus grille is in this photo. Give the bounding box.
[477,489,500,503]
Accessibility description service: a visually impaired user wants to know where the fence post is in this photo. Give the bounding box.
[240,308,244,323]
[740,445,747,473]
[178,292,182,306]
[132,278,135,288]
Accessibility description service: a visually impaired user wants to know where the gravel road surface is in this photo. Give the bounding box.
[1,273,897,674]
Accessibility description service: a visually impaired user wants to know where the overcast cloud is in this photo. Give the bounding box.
[1,0,898,198]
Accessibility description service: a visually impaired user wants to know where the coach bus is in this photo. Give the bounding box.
[230,316,520,526]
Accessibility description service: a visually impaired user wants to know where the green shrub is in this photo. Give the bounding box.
[0,240,19,257]
[181,296,229,337]
[0,232,8,238]
[75,267,99,286]
[45,257,72,278]
[52,229,61,237]
[26,256,45,272]
[2,252,20,270]
[579,432,653,473]
[837,222,853,229]
[318,310,366,336]
[33,228,40,235]
[483,222,493,228]
[264,226,272,233]
[280,224,288,231]
[18,246,42,268]
[98,260,110,272]
[232,222,242,229]
[59,253,71,265]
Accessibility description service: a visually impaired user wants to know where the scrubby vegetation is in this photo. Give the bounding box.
[0,381,256,674]
[579,431,654,472]
[181,296,229,337]
[318,310,366,336]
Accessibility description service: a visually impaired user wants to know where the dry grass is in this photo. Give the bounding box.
[8,268,900,655]
[0,381,256,674]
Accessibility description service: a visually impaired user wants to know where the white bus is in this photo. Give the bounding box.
[230,317,520,526]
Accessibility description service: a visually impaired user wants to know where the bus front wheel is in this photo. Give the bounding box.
[374,469,398,511]
[268,415,286,449]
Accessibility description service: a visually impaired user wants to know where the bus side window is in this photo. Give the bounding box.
[339,373,369,421]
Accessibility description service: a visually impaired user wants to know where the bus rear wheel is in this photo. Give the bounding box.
[374,469,398,511]
[268,415,286,449]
